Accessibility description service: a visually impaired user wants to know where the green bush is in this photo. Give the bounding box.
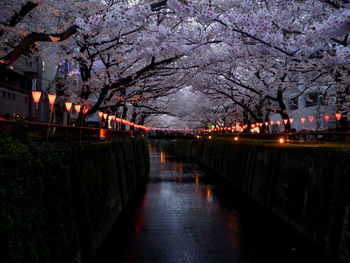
[0,137,79,263]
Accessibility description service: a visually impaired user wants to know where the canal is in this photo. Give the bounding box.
[94,143,335,263]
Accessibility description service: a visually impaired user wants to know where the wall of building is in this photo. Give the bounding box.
[167,139,350,263]
[0,55,42,120]
[0,137,150,263]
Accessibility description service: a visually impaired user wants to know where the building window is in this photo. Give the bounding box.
[12,94,15,100]
[305,92,318,107]
[42,61,45,72]
[288,98,298,110]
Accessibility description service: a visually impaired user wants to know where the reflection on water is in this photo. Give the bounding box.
[148,144,154,153]
[206,186,212,202]
[160,151,166,163]
[94,145,336,263]
[172,161,183,174]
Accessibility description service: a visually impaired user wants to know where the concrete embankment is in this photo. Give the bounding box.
[0,137,150,263]
[166,138,350,263]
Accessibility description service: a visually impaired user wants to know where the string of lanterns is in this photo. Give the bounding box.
[97,112,149,131]
[148,113,343,134]
[33,91,342,133]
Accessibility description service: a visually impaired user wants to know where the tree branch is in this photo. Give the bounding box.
[1,25,78,68]
[0,1,38,37]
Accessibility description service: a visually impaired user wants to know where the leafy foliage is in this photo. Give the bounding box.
[0,137,79,263]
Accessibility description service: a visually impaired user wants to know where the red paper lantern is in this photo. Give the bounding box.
[103,113,107,119]
[32,91,42,103]
[301,117,306,124]
[98,112,103,118]
[277,121,281,126]
[48,94,56,105]
[308,116,314,123]
[324,115,330,122]
[270,121,274,125]
[283,119,288,125]
[65,102,72,112]
[82,106,89,114]
[289,118,294,124]
[265,122,269,127]
[74,105,81,113]
[32,91,42,110]
[335,113,342,120]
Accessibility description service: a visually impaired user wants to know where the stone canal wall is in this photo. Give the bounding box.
[0,137,150,263]
[167,138,350,263]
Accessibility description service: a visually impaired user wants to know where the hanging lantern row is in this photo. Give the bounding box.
[148,127,198,132]
[152,113,344,134]
[98,112,149,131]
[32,91,57,108]
[32,91,92,116]
[249,113,342,129]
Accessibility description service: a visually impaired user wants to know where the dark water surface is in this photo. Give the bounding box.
[94,144,334,263]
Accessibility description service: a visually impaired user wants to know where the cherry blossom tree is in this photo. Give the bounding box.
[2,0,350,128]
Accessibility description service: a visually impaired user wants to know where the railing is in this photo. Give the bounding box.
[0,120,140,143]
[149,130,350,144]
[2,120,349,144]
[222,132,350,144]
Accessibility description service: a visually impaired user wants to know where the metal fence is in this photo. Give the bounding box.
[0,120,137,143]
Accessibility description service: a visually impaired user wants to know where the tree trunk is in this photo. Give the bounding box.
[276,89,291,132]
[121,105,128,131]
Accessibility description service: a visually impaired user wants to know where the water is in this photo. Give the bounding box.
[94,144,335,263]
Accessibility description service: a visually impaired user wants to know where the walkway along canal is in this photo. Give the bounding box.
[93,140,337,263]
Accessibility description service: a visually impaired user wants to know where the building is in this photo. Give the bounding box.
[0,55,43,121]
[270,86,337,132]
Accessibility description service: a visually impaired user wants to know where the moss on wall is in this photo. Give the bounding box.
[167,138,350,262]
[0,137,150,263]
